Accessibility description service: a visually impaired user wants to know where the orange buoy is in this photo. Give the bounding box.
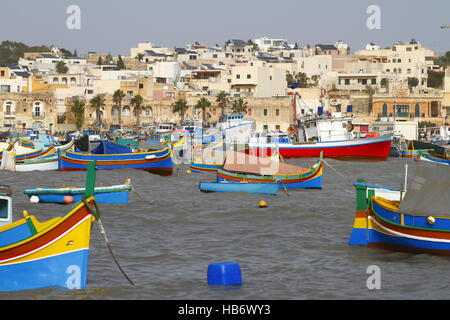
[63,195,74,204]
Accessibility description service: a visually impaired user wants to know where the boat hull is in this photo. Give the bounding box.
[199,181,279,194]
[420,153,450,165]
[248,135,392,159]
[0,200,94,291]
[216,162,323,189]
[59,148,174,176]
[349,182,450,255]
[24,185,131,204]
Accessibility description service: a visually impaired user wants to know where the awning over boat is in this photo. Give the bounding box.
[398,165,450,217]
[90,140,132,155]
[222,151,308,176]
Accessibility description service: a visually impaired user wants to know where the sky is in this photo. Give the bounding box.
[1,0,450,56]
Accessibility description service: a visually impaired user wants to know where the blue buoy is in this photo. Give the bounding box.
[207,262,242,286]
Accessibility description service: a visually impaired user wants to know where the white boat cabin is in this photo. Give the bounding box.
[300,118,354,142]
[0,186,13,228]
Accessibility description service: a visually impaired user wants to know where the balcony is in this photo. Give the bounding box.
[3,113,15,119]
[32,112,45,119]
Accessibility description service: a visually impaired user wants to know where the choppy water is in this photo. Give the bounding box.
[0,157,449,300]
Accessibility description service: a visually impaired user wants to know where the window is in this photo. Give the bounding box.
[247,74,251,79]
[263,125,268,132]
[263,109,268,116]
[247,108,252,116]
[127,91,133,97]
[269,76,272,80]
[275,125,280,131]
[0,85,10,92]
[275,109,280,116]
[344,79,350,85]
[371,79,376,85]
[139,84,144,89]
[361,79,367,85]
[406,47,412,52]
[236,74,240,79]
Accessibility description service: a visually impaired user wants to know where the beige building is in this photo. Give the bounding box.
[229,61,287,98]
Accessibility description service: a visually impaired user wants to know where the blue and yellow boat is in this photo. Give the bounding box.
[59,140,173,176]
[0,162,99,291]
[349,165,450,255]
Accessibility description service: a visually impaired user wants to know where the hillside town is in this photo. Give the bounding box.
[0,38,449,139]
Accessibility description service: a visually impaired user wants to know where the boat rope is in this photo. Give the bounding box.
[321,159,354,186]
[82,198,135,286]
[276,180,290,196]
[131,185,154,205]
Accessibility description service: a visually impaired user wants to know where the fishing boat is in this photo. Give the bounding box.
[216,151,323,189]
[247,124,392,159]
[58,140,173,176]
[419,152,450,165]
[24,181,132,204]
[0,139,75,172]
[394,138,439,158]
[348,165,450,255]
[0,162,99,291]
[199,181,279,194]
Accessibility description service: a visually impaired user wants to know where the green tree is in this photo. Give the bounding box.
[117,55,125,69]
[286,71,309,88]
[0,40,50,65]
[172,98,189,124]
[407,77,419,89]
[56,60,68,74]
[112,89,126,129]
[136,53,144,62]
[231,98,248,114]
[70,96,85,131]
[97,57,103,65]
[216,91,229,117]
[427,70,444,89]
[130,94,144,129]
[195,97,211,124]
[89,94,106,127]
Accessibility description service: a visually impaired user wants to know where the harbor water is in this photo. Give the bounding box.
[0,157,448,300]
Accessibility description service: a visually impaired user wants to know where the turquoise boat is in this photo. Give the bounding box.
[24,182,132,204]
[199,181,279,194]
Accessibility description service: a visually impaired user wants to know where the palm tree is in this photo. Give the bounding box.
[56,61,68,74]
[216,91,229,117]
[70,96,85,131]
[89,94,106,128]
[112,89,126,129]
[231,98,248,114]
[172,98,189,124]
[130,94,144,130]
[195,97,211,124]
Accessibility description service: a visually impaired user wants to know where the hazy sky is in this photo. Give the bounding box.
[1,0,450,56]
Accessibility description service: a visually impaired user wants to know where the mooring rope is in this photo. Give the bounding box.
[82,198,135,286]
[321,158,354,187]
[130,185,154,205]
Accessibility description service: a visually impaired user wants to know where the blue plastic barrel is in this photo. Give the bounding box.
[207,262,242,286]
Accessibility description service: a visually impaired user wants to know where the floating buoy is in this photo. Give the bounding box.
[63,195,74,204]
[258,200,268,208]
[22,210,29,218]
[427,216,436,225]
[124,178,131,185]
[207,262,242,286]
[30,195,39,203]
[186,169,192,174]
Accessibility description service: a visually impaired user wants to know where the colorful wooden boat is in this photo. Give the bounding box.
[420,153,450,165]
[349,165,450,255]
[247,134,392,159]
[0,162,99,291]
[24,182,132,204]
[58,140,173,176]
[199,181,279,194]
[216,151,323,189]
